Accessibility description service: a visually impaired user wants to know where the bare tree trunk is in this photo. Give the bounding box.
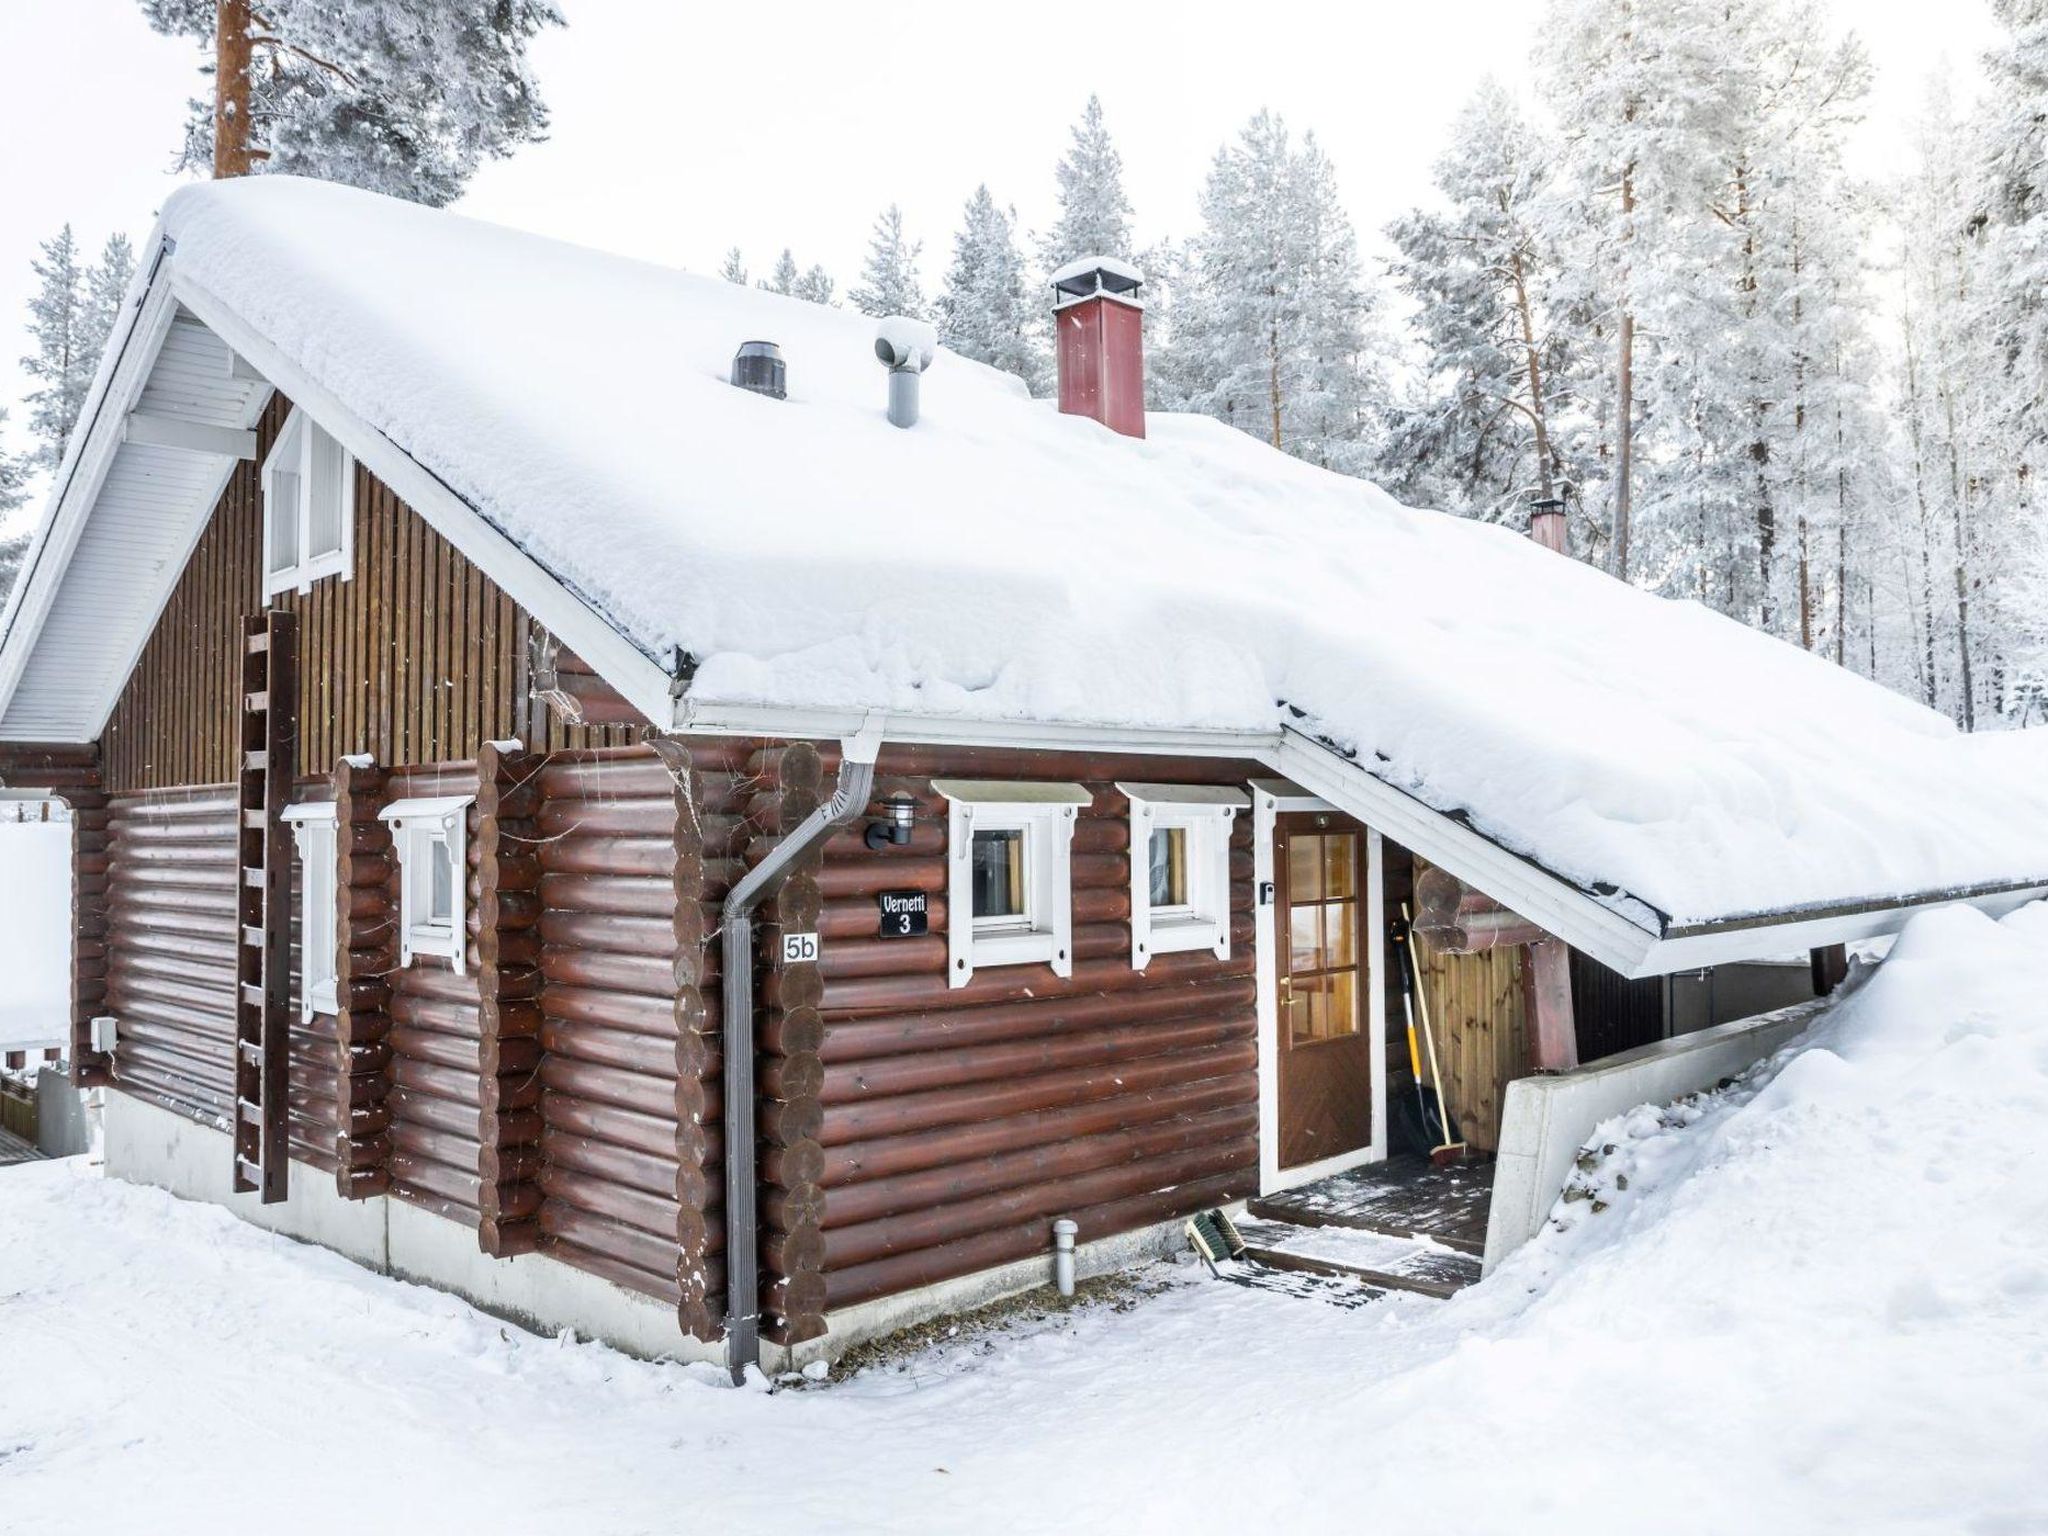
[1900,283,1941,708]
[1268,316,1283,451]
[1505,222,1555,502]
[214,0,254,179]
[1612,155,1636,583]
[1797,517,1813,650]
[1941,390,1976,730]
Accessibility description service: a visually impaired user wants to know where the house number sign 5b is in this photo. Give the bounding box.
[781,932,820,964]
[878,890,929,938]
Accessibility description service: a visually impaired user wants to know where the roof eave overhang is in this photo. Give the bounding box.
[0,243,184,738]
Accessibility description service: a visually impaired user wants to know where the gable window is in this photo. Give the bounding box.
[377,796,473,973]
[936,780,1090,988]
[1120,783,1247,968]
[261,407,355,597]
[281,801,340,1019]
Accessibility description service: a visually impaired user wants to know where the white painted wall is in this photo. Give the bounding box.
[0,819,70,1048]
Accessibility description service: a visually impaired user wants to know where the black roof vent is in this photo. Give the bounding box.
[730,340,786,400]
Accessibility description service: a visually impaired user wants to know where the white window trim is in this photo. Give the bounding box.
[1120,783,1247,969]
[377,795,473,974]
[935,779,1090,988]
[261,405,356,598]
[282,801,341,1020]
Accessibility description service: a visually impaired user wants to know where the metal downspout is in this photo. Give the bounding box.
[720,716,883,1383]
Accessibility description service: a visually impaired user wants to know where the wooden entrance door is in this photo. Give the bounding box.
[1276,813,1374,1170]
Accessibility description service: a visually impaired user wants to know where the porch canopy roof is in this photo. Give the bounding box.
[4,176,2045,975]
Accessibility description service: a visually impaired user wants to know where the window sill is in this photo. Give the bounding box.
[306,981,340,1019]
[967,927,1059,969]
[1142,915,1225,958]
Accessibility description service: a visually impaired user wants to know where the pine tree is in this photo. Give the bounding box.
[20,226,89,469]
[0,530,28,613]
[792,264,837,307]
[759,249,799,296]
[938,186,1046,388]
[0,407,29,519]
[82,233,136,378]
[719,247,749,285]
[849,205,926,319]
[1042,94,1136,268]
[137,0,565,206]
[1385,80,1571,525]
[1161,111,1387,472]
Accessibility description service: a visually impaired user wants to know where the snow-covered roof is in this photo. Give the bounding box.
[7,176,2048,959]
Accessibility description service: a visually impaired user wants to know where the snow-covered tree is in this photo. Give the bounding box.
[1384,80,1572,528]
[792,264,836,307]
[137,0,564,206]
[0,530,27,613]
[759,249,799,296]
[1160,111,1387,473]
[849,205,926,319]
[20,226,89,469]
[718,247,749,285]
[938,186,1046,388]
[82,233,136,376]
[20,228,139,469]
[0,407,29,519]
[1042,95,1135,268]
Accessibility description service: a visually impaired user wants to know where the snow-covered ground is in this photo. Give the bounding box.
[4,903,2047,1533]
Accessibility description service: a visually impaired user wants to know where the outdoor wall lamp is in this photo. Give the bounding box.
[865,792,919,850]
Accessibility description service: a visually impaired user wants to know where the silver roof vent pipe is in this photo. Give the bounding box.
[874,316,936,428]
[731,340,786,399]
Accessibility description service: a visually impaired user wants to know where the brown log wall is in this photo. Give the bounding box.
[104,781,338,1166]
[529,741,743,1331]
[99,392,642,795]
[783,745,1263,1326]
[379,764,487,1225]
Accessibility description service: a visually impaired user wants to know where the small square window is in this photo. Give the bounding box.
[261,407,355,598]
[936,781,1090,988]
[1121,784,1247,969]
[281,801,339,1020]
[971,827,1029,923]
[377,796,472,972]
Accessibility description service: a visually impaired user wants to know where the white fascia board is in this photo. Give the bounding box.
[0,264,183,733]
[1630,881,2048,977]
[168,271,679,737]
[1266,729,1662,976]
[673,699,1282,758]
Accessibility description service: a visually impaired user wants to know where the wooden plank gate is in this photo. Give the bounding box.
[233,611,297,1202]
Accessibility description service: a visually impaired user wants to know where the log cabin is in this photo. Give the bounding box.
[2,177,2045,1377]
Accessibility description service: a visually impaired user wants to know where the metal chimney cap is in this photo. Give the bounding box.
[1051,254,1145,305]
[730,339,787,399]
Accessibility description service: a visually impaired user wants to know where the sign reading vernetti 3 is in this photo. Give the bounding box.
[878,890,929,938]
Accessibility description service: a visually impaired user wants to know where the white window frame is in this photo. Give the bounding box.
[935,780,1090,988]
[1120,783,1246,968]
[261,406,356,598]
[377,795,473,973]
[281,802,341,1019]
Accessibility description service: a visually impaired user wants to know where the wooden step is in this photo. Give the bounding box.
[246,630,270,656]
[1236,1218,1481,1301]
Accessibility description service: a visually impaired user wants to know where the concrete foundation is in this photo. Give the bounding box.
[104,1089,1199,1374]
[1482,1001,1824,1273]
[104,1091,718,1366]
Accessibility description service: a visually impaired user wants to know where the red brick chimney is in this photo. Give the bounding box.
[1053,257,1145,439]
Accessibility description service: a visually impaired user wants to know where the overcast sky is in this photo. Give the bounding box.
[0,0,2000,533]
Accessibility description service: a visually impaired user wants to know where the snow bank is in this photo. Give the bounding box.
[4,903,2046,1531]
[0,820,70,1044]
[154,177,2048,924]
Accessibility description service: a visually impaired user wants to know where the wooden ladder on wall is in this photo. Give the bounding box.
[234,611,298,1203]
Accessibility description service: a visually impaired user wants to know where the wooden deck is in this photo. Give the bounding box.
[1241,1153,1495,1301]
[0,1125,45,1167]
